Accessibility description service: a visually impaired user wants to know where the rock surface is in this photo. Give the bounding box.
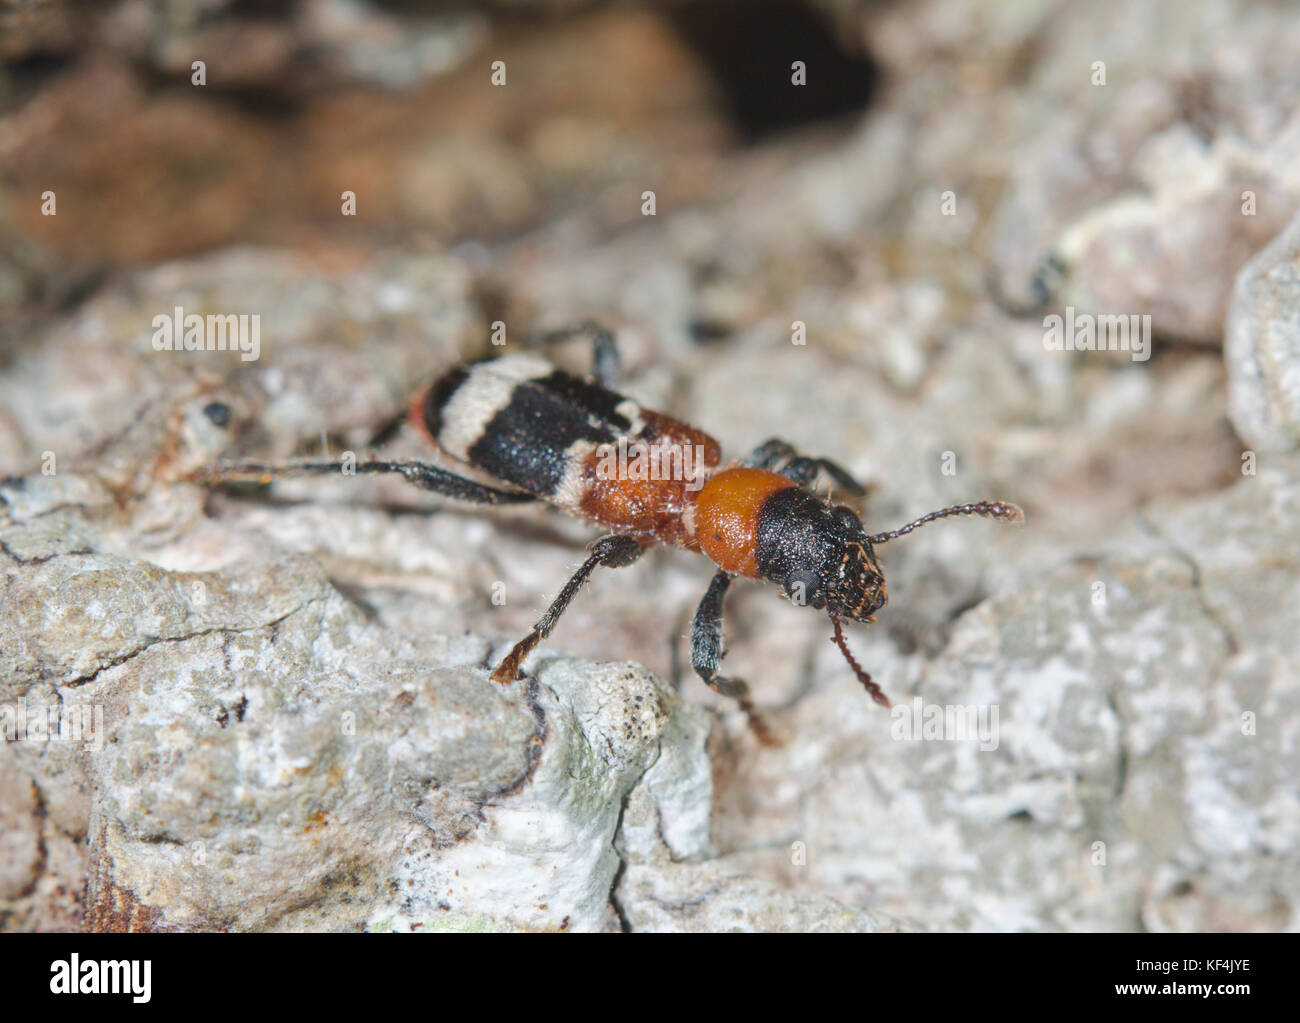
[3,0,1299,932]
[1227,209,1300,452]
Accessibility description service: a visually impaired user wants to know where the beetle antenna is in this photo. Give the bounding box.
[829,613,890,708]
[866,500,1023,545]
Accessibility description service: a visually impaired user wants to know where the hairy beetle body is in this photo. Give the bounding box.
[201,327,1023,737]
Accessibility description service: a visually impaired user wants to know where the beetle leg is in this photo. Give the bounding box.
[745,438,867,497]
[589,326,621,389]
[690,570,777,746]
[531,321,622,388]
[490,534,645,683]
[744,438,797,471]
[190,458,538,505]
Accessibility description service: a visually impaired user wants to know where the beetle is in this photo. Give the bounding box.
[195,324,1022,738]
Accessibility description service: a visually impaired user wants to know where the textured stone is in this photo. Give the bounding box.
[706,462,1300,932]
[1226,209,1300,452]
[2,470,707,931]
[5,0,1300,935]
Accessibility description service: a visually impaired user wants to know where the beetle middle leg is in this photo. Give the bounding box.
[745,438,867,498]
[690,571,777,746]
[490,533,645,684]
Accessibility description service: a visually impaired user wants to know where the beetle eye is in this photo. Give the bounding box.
[831,505,860,531]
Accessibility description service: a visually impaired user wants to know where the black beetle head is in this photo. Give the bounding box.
[757,490,887,623]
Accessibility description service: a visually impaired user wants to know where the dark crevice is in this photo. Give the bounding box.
[1108,691,1130,801]
[479,677,550,803]
[63,598,319,690]
[609,854,632,933]
[1135,513,1240,658]
[15,780,49,900]
[666,0,880,143]
[0,50,79,112]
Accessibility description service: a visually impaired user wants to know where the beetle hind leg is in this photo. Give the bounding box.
[190,458,538,505]
[531,321,622,389]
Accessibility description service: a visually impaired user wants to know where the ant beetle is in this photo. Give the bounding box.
[196,325,1022,739]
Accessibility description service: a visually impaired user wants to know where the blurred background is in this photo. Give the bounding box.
[2,0,1298,932]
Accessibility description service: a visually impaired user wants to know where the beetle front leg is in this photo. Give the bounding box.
[745,438,867,499]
